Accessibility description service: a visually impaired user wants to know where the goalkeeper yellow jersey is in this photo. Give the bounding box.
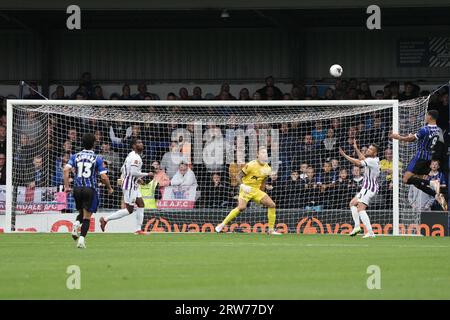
[241,160,272,189]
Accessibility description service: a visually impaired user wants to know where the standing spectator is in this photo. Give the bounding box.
[285,170,303,208]
[350,165,364,192]
[134,82,148,100]
[430,91,449,132]
[0,125,5,154]
[99,142,121,176]
[161,142,189,179]
[291,86,306,100]
[31,156,47,187]
[265,173,283,205]
[374,90,384,99]
[330,159,340,182]
[257,76,283,100]
[171,162,197,187]
[216,82,236,100]
[359,80,373,99]
[312,121,327,146]
[304,166,321,211]
[322,128,337,158]
[67,127,81,151]
[0,153,5,185]
[151,160,170,187]
[294,134,317,166]
[332,168,353,209]
[199,173,227,208]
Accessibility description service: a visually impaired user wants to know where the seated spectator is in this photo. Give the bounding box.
[171,162,197,187]
[51,85,68,99]
[0,153,5,185]
[291,85,306,100]
[283,93,292,100]
[299,162,309,181]
[92,85,106,100]
[120,84,132,100]
[179,87,190,100]
[252,91,263,100]
[257,76,283,100]
[239,88,251,100]
[151,160,170,187]
[307,86,321,100]
[374,90,384,99]
[192,87,203,100]
[167,92,177,100]
[427,160,446,189]
[399,81,419,101]
[216,82,236,100]
[24,81,44,100]
[110,93,120,100]
[324,87,335,100]
[161,142,189,178]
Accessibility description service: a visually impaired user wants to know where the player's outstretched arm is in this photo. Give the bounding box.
[63,165,72,192]
[389,132,416,142]
[100,173,114,194]
[339,147,362,167]
[353,140,366,160]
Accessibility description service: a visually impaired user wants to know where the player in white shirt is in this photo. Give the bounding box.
[100,138,152,234]
[339,140,380,238]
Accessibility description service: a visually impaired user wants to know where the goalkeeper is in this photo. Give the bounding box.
[215,146,281,235]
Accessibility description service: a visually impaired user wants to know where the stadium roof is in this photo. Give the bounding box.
[1,0,450,10]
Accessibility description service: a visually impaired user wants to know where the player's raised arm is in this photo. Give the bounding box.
[339,147,362,167]
[389,132,416,142]
[353,140,366,160]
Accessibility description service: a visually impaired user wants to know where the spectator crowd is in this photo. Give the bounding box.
[0,72,448,212]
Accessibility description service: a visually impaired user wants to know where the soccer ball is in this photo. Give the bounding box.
[329,64,343,78]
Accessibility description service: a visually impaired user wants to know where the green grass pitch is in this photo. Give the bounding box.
[0,233,449,299]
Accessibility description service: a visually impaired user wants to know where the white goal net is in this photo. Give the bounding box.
[4,98,430,235]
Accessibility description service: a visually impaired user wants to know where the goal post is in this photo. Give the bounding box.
[4,98,430,234]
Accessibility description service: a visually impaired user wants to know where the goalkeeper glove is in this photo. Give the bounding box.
[240,184,252,194]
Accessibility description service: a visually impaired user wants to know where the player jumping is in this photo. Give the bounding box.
[100,138,152,234]
[64,133,114,248]
[390,110,447,210]
[339,141,379,238]
[215,146,281,235]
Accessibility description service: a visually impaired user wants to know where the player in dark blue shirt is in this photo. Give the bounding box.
[390,110,447,210]
[64,133,113,248]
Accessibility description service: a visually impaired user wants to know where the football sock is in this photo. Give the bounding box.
[105,208,129,222]
[351,206,360,228]
[80,218,90,237]
[223,208,240,225]
[268,207,276,230]
[135,207,144,231]
[359,211,373,234]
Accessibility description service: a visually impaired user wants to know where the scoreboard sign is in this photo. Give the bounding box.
[397,37,450,67]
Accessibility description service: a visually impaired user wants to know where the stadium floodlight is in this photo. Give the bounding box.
[4,98,431,235]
